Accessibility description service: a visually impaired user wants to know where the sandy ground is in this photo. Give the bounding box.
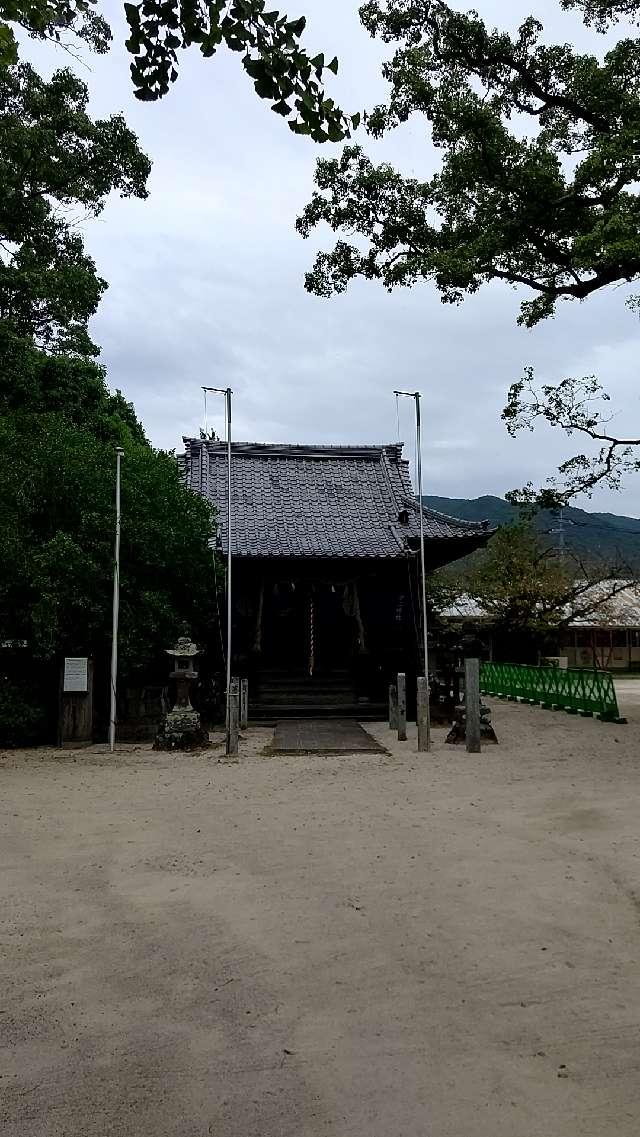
[2,699,640,1137]
[615,676,640,709]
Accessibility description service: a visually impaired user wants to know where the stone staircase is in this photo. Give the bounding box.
[250,669,385,721]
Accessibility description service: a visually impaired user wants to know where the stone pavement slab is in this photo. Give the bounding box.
[272,718,386,754]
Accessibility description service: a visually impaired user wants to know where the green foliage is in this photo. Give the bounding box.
[0,339,219,668]
[0,680,46,746]
[124,0,355,140]
[458,522,575,634]
[0,0,111,59]
[1,0,354,140]
[299,1,640,324]
[502,368,640,504]
[561,0,640,28]
[448,520,629,654]
[0,63,150,356]
[0,57,219,741]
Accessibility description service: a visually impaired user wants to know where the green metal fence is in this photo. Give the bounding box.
[480,662,625,723]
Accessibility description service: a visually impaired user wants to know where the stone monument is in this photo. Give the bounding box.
[153,634,209,751]
[445,635,498,746]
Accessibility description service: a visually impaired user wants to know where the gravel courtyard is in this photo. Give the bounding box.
[2,697,640,1136]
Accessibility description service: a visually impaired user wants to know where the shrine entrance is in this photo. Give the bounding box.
[261,579,355,677]
[234,558,415,720]
[254,577,364,715]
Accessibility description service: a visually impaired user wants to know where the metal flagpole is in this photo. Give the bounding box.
[202,386,233,751]
[394,389,431,751]
[109,446,124,753]
[224,387,232,752]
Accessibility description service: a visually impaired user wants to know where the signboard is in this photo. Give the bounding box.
[63,657,88,693]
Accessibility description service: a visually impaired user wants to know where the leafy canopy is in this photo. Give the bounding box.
[460,522,577,635]
[0,59,217,702]
[0,0,110,65]
[0,63,150,356]
[502,368,640,505]
[0,331,218,667]
[446,519,631,661]
[0,0,356,141]
[125,0,358,141]
[299,0,640,325]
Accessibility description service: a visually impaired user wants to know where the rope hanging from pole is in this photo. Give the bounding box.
[309,593,315,678]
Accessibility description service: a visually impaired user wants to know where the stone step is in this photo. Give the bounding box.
[250,702,386,721]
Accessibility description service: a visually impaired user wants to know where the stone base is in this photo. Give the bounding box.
[446,702,499,746]
[153,708,209,752]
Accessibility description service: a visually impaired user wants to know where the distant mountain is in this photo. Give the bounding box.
[423,495,640,568]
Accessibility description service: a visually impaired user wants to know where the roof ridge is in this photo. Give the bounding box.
[183,439,406,458]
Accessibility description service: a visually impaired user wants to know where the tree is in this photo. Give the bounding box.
[445,519,631,660]
[1,0,357,141]
[0,0,110,66]
[0,61,219,744]
[297,0,640,499]
[502,368,640,505]
[0,62,150,356]
[0,405,218,670]
[0,335,220,742]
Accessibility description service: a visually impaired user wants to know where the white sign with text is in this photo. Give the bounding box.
[63,657,88,693]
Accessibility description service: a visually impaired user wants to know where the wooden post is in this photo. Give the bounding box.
[397,672,407,742]
[240,678,248,730]
[226,677,239,758]
[465,657,481,754]
[417,676,429,753]
[58,657,93,747]
[389,683,398,730]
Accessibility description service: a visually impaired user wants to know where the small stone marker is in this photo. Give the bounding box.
[416,676,430,753]
[389,684,398,730]
[397,672,407,742]
[227,677,239,758]
[465,657,481,754]
[240,678,248,730]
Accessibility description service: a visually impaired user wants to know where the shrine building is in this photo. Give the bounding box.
[180,439,493,718]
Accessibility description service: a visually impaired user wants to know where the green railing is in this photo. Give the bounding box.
[480,662,625,723]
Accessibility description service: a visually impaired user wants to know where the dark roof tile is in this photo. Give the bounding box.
[180,440,491,559]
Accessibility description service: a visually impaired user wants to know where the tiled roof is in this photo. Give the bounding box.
[443,581,640,627]
[567,581,640,628]
[180,440,492,559]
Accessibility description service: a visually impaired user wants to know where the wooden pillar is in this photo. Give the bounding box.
[397,672,407,742]
[389,683,398,730]
[226,677,239,758]
[465,658,481,754]
[416,676,429,753]
[240,678,248,730]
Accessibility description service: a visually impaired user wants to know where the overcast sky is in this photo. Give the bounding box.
[25,0,640,515]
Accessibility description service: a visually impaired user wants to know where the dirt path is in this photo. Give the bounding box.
[2,702,640,1136]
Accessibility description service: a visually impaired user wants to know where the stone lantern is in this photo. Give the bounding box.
[445,633,498,746]
[153,633,209,751]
